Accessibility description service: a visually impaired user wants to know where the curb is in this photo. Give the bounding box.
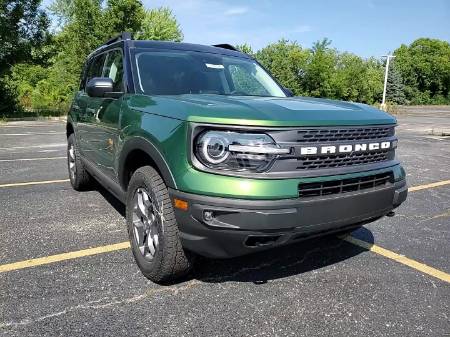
[1,116,67,122]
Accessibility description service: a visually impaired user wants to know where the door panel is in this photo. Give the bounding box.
[87,49,124,182]
[77,53,107,163]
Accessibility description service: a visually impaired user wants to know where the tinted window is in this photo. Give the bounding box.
[229,64,268,96]
[86,54,106,86]
[134,50,286,97]
[79,61,89,91]
[103,49,124,92]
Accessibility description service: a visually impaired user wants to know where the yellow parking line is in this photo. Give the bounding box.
[0,178,449,275]
[342,235,450,284]
[0,242,130,273]
[0,132,65,136]
[409,180,450,192]
[0,179,69,188]
[0,156,66,162]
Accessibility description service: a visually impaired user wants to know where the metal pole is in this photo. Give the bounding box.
[381,54,395,111]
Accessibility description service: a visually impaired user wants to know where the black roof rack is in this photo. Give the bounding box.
[212,44,238,51]
[105,32,132,46]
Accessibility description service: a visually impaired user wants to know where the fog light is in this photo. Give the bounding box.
[203,210,214,221]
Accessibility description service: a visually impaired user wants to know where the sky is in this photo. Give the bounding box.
[42,0,449,58]
[144,0,449,58]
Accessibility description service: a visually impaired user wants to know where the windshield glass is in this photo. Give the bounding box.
[134,50,286,97]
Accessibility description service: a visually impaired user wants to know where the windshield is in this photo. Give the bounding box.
[134,50,286,97]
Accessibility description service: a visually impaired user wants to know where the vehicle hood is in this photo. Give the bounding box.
[128,94,396,127]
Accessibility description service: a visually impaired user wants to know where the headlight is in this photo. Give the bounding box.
[194,130,290,172]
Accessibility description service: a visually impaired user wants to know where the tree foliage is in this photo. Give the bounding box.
[256,39,309,96]
[253,39,384,104]
[0,0,49,113]
[0,0,49,73]
[104,0,145,37]
[136,7,183,41]
[6,1,184,115]
[386,63,406,104]
[394,38,450,104]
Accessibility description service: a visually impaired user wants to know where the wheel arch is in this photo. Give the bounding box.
[118,137,177,191]
[66,121,74,138]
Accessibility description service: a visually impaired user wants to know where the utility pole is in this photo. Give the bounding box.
[381,54,396,111]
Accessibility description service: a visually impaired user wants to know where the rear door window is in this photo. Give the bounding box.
[85,54,107,87]
[103,49,124,92]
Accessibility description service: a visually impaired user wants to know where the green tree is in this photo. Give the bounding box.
[0,0,49,73]
[394,38,450,104]
[136,7,183,41]
[236,43,254,56]
[362,58,384,104]
[0,0,49,114]
[331,53,384,103]
[386,63,406,104]
[256,39,310,95]
[304,38,337,98]
[103,0,145,37]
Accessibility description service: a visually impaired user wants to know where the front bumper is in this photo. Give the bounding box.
[170,178,407,258]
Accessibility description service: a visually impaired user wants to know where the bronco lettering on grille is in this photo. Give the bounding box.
[300,141,392,155]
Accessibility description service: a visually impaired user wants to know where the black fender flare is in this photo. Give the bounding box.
[118,136,177,190]
[66,116,74,137]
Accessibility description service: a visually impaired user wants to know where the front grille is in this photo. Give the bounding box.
[296,126,394,143]
[297,149,390,170]
[298,172,393,198]
[266,125,397,176]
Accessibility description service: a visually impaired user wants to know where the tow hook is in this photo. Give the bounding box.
[387,211,395,217]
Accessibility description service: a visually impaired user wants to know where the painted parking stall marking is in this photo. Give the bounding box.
[0,242,130,273]
[409,180,450,192]
[341,236,450,284]
[0,178,448,281]
[0,179,70,189]
[0,156,66,162]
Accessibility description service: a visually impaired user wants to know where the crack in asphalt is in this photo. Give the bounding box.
[0,241,346,329]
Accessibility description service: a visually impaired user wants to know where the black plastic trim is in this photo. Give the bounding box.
[81,156,126,202]
[169,178,407,258]
[118,136,177,190]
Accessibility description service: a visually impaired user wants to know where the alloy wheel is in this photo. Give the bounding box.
[68,144,76,180]
[132,187,160,260]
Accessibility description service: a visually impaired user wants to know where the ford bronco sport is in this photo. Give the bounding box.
[67,33,408,283]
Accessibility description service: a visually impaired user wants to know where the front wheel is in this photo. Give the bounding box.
[126,166,193,284]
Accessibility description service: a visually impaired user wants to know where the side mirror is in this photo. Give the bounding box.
[86,77,114,98]
[283,87,294,97]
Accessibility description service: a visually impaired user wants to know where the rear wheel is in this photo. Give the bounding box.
[126,166,193,284]
[67,134,93,190]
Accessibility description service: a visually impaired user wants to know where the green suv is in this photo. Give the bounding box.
[67,33,407,283]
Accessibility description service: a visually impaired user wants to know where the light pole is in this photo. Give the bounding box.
[381,54,396,111]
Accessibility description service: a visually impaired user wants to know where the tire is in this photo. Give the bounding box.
[67,133,93,191]
[126,166,193,284]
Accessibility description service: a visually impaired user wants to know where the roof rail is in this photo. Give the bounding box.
[105,32,132,46]
[212,43,238,51]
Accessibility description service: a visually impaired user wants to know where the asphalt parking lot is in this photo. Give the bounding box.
[0,111,449,337]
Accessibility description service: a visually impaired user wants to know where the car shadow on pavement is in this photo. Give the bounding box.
[189,228,374,285]
[95,183,126,217]
[93,183,375,285]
